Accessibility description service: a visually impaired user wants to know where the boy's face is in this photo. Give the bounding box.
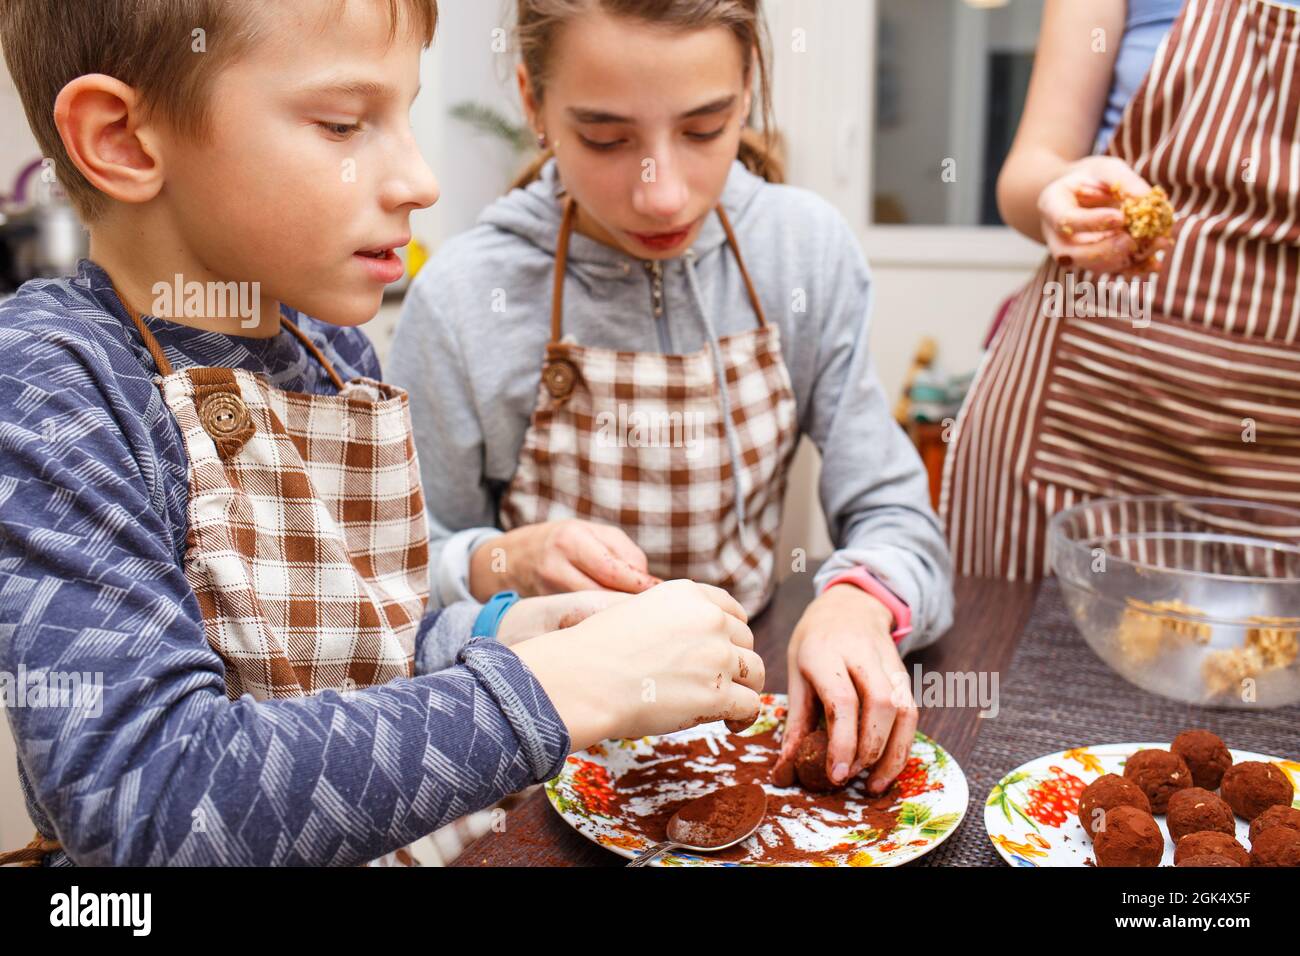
[157,0,438,326]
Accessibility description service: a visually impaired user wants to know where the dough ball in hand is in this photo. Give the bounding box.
[794,729,840,793]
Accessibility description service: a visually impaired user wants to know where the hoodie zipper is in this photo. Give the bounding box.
[643,260,674,353]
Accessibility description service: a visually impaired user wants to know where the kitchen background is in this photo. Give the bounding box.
[1,0,1046,849]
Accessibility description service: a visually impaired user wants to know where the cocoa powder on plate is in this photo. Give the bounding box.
[605,726,905,864]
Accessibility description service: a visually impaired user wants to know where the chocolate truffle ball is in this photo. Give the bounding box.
[1176,853,1243,868]
[1123,749,1193,813]
[1174,831,1251,867]
[1248,804,1300,844]
[1249,826,1300,867]
[794,729,839,793]
[1220,761,1294,821]
[1093,806,1164,867]
[1166,787,1235,842]
[1171,729,1233,790]
[1079,774,1151,840]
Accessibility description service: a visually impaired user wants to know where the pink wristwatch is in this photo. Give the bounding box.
[823,566,913,643]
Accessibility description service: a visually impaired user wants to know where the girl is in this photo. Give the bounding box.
[390,0,953,794]
[944,0,1300,579]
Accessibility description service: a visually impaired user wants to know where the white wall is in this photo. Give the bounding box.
[0,48,41,206]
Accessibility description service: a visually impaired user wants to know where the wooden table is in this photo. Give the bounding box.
[454,572,1040,866]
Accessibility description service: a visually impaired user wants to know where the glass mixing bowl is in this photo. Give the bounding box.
[1049,496,1300,709]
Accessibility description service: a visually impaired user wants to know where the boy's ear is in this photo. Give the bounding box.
[53,74,164,206]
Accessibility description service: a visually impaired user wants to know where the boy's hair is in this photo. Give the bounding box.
[0,0,438,220]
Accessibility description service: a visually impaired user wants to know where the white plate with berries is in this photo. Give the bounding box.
[984,742,1298,866]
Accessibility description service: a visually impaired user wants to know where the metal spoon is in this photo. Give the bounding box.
[627,783,767,867]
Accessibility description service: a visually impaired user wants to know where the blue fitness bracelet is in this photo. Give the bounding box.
[473,590,520,639]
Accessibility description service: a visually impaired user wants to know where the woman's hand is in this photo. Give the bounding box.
[772,583,917,796]
[493,590,633,647]
[469,519,661,601]
[1037,156,1172,275]
[512,579,764,752]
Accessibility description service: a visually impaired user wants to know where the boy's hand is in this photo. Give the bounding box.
[772,584,917,795]
[494,590,632,647]
[513,580,763,751]
[469,519,661,600]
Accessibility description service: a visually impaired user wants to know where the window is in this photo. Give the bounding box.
[872,0,1042,228]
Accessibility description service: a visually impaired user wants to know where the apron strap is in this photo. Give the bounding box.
[550,197,579,343]
[111,281,347,391]
[549,196,768,344]
[281,319,348,392]
[116,290,177,377]
[0,831,61,867]
[715,205,768,328]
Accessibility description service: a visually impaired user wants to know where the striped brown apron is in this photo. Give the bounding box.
[498,197,799,615]
[942,0,1300,580]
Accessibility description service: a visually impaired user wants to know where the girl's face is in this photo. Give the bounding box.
[520,11,753,260]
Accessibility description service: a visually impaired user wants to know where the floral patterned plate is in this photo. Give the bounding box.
[985,743,1300,867]
[544,692,968,866]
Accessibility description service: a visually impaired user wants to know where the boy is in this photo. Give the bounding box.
[0,0,762,866]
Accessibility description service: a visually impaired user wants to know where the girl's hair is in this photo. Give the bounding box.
[509,0,785,191]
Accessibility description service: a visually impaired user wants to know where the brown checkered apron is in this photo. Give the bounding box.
[942,0,1300,580]
[0,302,431,867]
[498,197,799,615]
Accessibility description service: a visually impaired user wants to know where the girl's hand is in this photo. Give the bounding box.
[512,579,764,752]
[470,519,661,600]
[494,590,633,647]
[1037,156,1172,275]
[772,584,917,795]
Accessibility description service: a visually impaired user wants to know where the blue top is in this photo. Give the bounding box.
[0,260,570,865]
[1095,0,1300,151]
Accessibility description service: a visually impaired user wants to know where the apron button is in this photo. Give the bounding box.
[200,393,253,449]
[543,359,578,400]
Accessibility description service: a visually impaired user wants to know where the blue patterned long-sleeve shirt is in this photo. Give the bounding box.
[0,261,570,866]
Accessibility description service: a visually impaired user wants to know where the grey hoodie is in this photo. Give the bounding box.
[389,158,954,653]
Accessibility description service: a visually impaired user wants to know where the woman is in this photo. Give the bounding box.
[390,0,953,792]
[943,0,1300,580]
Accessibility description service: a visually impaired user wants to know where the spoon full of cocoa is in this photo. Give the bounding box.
[627,783,767,867]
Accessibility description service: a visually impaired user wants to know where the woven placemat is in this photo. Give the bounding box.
[924,578,1300,867]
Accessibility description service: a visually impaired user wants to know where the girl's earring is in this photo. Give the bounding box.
[537,131,549,150]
